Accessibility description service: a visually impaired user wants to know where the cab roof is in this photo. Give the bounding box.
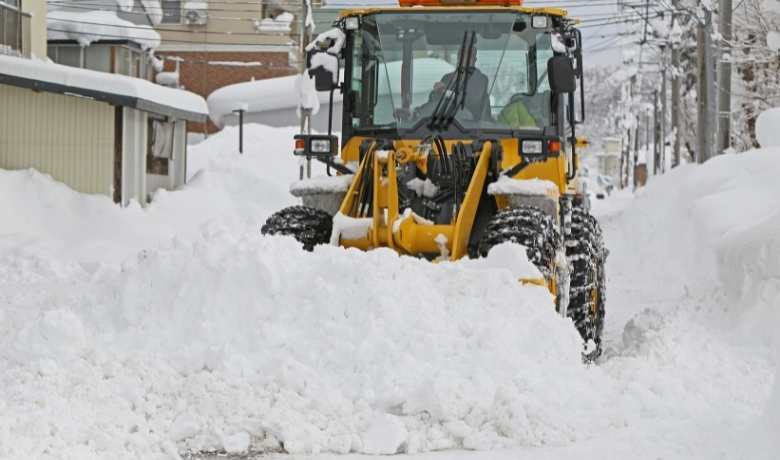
[339,6,569,19]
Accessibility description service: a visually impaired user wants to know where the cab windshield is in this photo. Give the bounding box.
[348,12,556,134]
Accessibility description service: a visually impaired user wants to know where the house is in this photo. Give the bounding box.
[0,0,208,206]
[597,136,623,183]
[203,0,403,132]
[0,0,46,58]
[151,0,309,133]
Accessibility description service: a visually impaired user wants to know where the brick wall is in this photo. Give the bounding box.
[157,51,297,133]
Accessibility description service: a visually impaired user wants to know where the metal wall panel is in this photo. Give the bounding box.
[121,107,147,206]
[0,84,115,195]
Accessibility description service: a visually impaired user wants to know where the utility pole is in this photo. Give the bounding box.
[718,0,734,154]
[653,90,660,174]
[645,107,651,159]
[696,5,715,163]
[661,49,668,173]
[671,1,682,167]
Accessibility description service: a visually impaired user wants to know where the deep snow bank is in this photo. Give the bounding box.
[2,124,779,458]
[602,148,780,334]
[0,125,306,264]
[599,148,780,457]
[0,232,594,458]
[0,127,602,457]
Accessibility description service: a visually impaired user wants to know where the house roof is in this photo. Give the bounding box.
[47,9,161,50]
[0,55,208,122]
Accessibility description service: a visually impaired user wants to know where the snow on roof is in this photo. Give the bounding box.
[0,55,207,120]
[255,11,295,33]
[207,73,344,128]
[139,0,164,25]
[207,58,454,127]
[48,10,161,50]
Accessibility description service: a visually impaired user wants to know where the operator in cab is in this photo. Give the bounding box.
[429,50,490,121]
[498,94,538,129]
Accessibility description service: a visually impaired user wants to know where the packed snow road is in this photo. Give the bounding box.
[0,125,777,460]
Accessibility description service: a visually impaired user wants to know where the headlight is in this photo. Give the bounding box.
[344,17,359,31]
[522,140,543,155]
[311,139,332,154]
[532,16,549,29]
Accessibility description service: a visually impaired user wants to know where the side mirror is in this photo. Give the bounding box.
[307,50,339,92]
[548,55,576,94]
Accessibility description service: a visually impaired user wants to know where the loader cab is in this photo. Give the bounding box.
[343,10,560,139]
[304,5,584,181]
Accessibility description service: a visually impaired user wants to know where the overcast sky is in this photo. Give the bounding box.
[526,0,627,67]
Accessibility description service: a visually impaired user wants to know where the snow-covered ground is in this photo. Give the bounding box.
[0,125,777,459]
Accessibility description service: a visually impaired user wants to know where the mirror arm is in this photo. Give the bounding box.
[567,91,578,181]
[575,29,586,123]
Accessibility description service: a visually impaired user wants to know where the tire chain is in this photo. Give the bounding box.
[477,206,561,279]
[261,206,334,251]
[565,206,608,349]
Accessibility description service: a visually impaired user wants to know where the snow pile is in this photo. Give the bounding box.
[290,174,354,194]
[48,10,161,49]
[465,242,544,280]
[0,227,595,457]
[488,177,560,196]
[756,107,780,147]
[0,124,304,265]
[600,147,780,458]
[2,122,780,458]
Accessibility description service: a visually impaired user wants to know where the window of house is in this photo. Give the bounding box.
[161,0,181,24]
[55,46,83,68]
[130,49,139,77]
[147,118,173,176]
[1,2,20,51]
[85,46,111,73]
[115,46,130,75]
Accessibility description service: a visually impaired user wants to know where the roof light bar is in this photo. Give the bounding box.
[399,0,523,7]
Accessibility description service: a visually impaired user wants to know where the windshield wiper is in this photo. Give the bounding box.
[428,31,477,132]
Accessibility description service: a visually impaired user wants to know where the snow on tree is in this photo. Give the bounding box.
[731,0,780,150]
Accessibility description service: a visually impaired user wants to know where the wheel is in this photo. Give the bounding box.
[476,206,560,278]
[261,206,333,251]
[565,206,607,359]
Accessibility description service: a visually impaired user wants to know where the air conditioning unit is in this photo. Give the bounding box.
[184,9,208,25]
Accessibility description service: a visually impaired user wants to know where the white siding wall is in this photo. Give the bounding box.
[121,107,147,206]
[172,120,187,187]
[0,84,114,195]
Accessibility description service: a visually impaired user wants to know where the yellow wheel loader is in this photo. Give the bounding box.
[262,0,607,359]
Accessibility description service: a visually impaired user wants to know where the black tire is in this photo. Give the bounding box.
[476,206,560,278]
[566,206,607,359]
[261,206,333,251]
